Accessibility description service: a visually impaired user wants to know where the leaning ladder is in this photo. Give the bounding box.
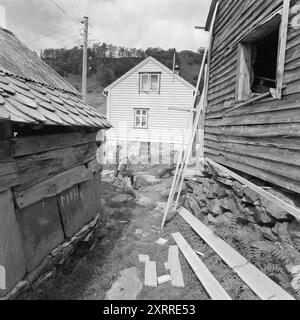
[161,2,219,229]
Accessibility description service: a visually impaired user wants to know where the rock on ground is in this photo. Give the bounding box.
[110,194,132,204]
[136,174,160,187]
[134,195,155,208]
[105,267,142,300]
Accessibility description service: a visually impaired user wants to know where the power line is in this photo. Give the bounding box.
[26,24,74,44]
[73,0,82,22]
[49,0,80,26]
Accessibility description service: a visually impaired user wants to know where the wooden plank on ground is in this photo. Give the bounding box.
[172,232,231,300]
[179,207,295,300]
[168,245,185,288]
[144,261,157,287]
[15,165,93,209]
[206,158,300,221]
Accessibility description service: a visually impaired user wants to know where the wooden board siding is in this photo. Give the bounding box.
[107,59,194,144]
[17,196,65,272]
[0,190,26,297]
[13,142,97,192]
[204,0,300,194]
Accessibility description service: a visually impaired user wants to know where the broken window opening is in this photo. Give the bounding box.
[251,27,280,95]
[236,11,284,102]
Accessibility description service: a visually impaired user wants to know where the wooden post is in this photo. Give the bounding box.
[275,0,290,99]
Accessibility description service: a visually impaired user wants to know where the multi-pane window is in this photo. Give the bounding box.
[140,73,160,93]
[134,109,148,128]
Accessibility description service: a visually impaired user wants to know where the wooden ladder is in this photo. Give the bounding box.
[161,2,219,229]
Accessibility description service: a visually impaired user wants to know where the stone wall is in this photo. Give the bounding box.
[183,164,300,247]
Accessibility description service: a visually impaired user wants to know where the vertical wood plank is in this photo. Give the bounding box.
[276,0,291,99]
[18,197,64,272]
[0,190,26,297]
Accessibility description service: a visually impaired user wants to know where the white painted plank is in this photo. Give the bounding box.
[168,245,185,288]
[172,232,231,300]
[138,255,150,263]
[144,261,157,287]
[157,275,172,285]
[179,207,295,300]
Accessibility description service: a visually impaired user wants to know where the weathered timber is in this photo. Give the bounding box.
[10,132,97,157]
[17,196,65,272]
[206,158,300,220]
[205,152,300,194]
[14,142,96,192]
[0,160,18,192]
[205,140,300,167]
[0,190,26,297]
[179,207,295,300]
[172,233,231,300]
[0,141,10,159]
[58,185,91,237]
[15,165,93,209]
[204,0,300,193]
[205,134,300,151]
[205,146,300,182]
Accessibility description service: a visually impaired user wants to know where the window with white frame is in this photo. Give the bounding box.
[134,109,149,128]
[139,73,160,93]
[236,9,287,101]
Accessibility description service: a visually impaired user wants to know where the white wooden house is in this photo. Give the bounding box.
[103,57,196,161]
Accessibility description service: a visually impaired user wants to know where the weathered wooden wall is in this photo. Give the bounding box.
[0,127,102,297]
[204,0,300,194]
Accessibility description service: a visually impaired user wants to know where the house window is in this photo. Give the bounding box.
[134,109,149,128]
[139,73,160,93]
[236,10,285,101]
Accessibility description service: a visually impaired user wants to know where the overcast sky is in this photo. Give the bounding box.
[1,0,211,52]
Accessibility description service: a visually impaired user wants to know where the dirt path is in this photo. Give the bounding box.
[20,167,258,300]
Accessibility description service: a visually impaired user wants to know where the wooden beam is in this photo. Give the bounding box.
[167,245,185,288]
[276,0,290,99]
[172,232,231,300]
[11,132,97,157]
[168,107,196,112]
[14,165,93,209]
[224,92,271,115]
[179,207,295,300]
[14,142,96,192]
[206,158,300,220]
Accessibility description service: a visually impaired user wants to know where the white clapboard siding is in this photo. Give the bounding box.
[106,58,195,144]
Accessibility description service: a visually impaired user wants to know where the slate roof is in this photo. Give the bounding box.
[0,28,111,129]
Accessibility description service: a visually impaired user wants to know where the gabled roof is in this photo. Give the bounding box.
[0,28,111,129]
[104,56,196,92]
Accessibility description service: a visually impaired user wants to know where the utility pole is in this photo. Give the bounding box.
[81,16,88,104]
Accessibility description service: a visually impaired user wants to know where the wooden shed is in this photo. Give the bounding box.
[204,0,300,194]
[0,27,111,298]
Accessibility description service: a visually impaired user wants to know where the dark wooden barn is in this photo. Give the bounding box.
[0,27,111,298]
[204,0,300,194]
